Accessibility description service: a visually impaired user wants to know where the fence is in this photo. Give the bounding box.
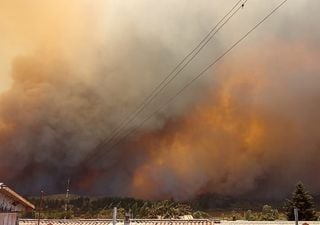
[18,220,320,225]
[0,213,18,225]
[19,219,213,225]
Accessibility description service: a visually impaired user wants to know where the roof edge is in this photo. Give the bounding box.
[0,184,35,210]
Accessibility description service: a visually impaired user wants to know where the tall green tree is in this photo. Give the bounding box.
[284,182,316,221]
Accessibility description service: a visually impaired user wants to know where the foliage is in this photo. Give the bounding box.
[284,182,317,221]
[192,211,210,219]
[23,185,320,221]
[244,210,258,221]
[23,196,205,219]
[260,205,279,221]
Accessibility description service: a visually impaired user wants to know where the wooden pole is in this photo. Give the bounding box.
[37,190,44,225]
[64,179,70,219]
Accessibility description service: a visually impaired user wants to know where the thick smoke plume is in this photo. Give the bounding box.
[0,0,320,199]
[128,41,320,199]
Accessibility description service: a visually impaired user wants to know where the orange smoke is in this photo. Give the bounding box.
[131,75,267,199]
[1,0,320,198]
[129,41,320,199]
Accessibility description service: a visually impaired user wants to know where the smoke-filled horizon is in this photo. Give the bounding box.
[1,0,320,200]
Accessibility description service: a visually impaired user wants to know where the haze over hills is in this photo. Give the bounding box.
[28,191,320,211]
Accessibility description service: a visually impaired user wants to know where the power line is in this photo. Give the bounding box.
[106,0,247,147]
[92,0,244,153]
[95,0,289,158]
[85,0,247,162]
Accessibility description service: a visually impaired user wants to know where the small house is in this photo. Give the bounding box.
[0,183,35,225]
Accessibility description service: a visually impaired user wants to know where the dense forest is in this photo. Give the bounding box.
[23,183,320,220]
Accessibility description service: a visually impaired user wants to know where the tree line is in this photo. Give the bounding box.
[23,182,318,220]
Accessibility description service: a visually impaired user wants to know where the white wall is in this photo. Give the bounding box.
[0,192,26,212]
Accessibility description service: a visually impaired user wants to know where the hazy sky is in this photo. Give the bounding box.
[0,0,316,92]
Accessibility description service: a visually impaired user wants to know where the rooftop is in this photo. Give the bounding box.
[0,183,35,210]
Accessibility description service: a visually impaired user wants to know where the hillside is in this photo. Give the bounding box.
[23,191,320,220]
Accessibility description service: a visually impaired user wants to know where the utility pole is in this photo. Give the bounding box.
[294,208,299,225]
[64,178,70,219]
[112,207,117,225]
[37,190,44,225]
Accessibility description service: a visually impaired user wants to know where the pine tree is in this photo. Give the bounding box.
[284,182,316,221]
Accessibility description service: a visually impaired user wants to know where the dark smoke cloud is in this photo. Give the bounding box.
[0,0,320,199]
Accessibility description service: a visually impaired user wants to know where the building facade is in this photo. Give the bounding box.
[0,183,35,225]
